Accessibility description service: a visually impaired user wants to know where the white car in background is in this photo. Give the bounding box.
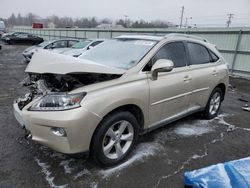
[22,39,79,62]
[60,39,105,57]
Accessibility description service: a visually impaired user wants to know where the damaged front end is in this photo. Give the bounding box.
[15,72,121,112]
[13,50,124,126]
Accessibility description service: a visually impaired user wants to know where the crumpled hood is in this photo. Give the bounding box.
[62,48,86,56]
[25,50,125,75]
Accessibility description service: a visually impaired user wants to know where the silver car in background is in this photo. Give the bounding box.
[61,39,105,57]
[22,39,79,62]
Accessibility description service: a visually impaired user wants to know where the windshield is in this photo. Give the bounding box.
[38,41,51,47]
[79,39,157,69]
[72,40,92,49]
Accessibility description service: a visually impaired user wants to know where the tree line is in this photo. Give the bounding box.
[1,13,175,28]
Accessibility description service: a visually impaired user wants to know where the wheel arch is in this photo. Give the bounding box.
[215,83,226,101]
[89,104,145,152]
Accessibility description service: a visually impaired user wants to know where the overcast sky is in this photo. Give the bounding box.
[0,0,250,27]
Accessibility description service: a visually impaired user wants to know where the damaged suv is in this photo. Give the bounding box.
[13,34,229,166]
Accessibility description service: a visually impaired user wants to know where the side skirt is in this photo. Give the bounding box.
[141,107,205,134]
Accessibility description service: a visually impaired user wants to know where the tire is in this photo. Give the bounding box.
[8,40,14,45]
[91,111,139,167]
[203,87,223,119]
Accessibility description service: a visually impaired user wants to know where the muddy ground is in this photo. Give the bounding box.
[0,43,250,188]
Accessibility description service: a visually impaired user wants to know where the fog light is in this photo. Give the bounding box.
[51,127,67,137]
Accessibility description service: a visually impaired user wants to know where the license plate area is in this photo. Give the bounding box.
[13,102,25,128]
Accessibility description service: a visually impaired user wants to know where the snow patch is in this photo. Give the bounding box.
[34,157,68,188]
[73,169,91,180]
[99,143,161,178]
[90,182,98,188]
[172,120,214,137]
[59,159,74,174]
[216,113,250,132]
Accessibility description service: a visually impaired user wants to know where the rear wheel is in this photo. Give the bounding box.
[203,87,223,119]
[91,111,139,167]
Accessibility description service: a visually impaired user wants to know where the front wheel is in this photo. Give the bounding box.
[203,88,223,119]
[91,111,139,167]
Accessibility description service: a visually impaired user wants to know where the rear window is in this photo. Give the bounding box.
[187,43,210,65]
[208,50,219,62]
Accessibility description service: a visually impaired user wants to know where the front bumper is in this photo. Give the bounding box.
[13,101,102,154]
[13,103,25,128]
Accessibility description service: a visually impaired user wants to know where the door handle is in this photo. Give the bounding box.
[212,70,218,76]
[183,75,192,81]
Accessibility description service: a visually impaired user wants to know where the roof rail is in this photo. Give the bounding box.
[165,33,208,42]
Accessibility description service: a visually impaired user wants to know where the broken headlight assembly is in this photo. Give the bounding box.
[28,92,86,111]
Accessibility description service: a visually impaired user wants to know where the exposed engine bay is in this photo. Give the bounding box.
[18,73,121,110]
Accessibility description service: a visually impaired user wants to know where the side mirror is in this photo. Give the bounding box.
[87,45,93,50]
[151,59,174,80]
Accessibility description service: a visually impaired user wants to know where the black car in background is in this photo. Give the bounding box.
[1,32,26,38]
[1,32,43,45]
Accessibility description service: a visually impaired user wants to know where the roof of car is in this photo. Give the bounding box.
[116,34,209,43]
[116,35,164,41]
[49,38,80,43]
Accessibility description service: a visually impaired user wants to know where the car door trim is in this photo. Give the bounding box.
[192,87,209,93]
[151,91,192,106]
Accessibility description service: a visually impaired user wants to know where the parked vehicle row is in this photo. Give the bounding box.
[13,33,229,167]
[1,32,105,61]
[23,38,105,62]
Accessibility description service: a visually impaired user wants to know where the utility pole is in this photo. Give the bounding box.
[124,15,128,28]
[226,13,234,27]
[185,17,192,28]
[179,6,185,28]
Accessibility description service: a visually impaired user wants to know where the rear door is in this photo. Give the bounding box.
[185,42,220,109]
[51,40,68,49]
[68,40,79,47]
[147,41,191,127]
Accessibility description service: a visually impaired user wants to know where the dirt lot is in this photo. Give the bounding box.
[0,43,250,188]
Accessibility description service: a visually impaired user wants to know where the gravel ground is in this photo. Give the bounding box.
[0,43,250,188]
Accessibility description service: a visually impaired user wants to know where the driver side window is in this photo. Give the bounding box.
[143,42,188,71]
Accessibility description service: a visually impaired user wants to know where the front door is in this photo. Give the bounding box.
[146,41,191,127]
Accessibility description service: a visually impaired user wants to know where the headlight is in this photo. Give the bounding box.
[29,92,86,111]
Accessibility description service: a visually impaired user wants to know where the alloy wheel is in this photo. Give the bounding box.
[209,92,221,115]
[102,120,134,159]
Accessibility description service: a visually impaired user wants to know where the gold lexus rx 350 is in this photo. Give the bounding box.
[14,34,229,166]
